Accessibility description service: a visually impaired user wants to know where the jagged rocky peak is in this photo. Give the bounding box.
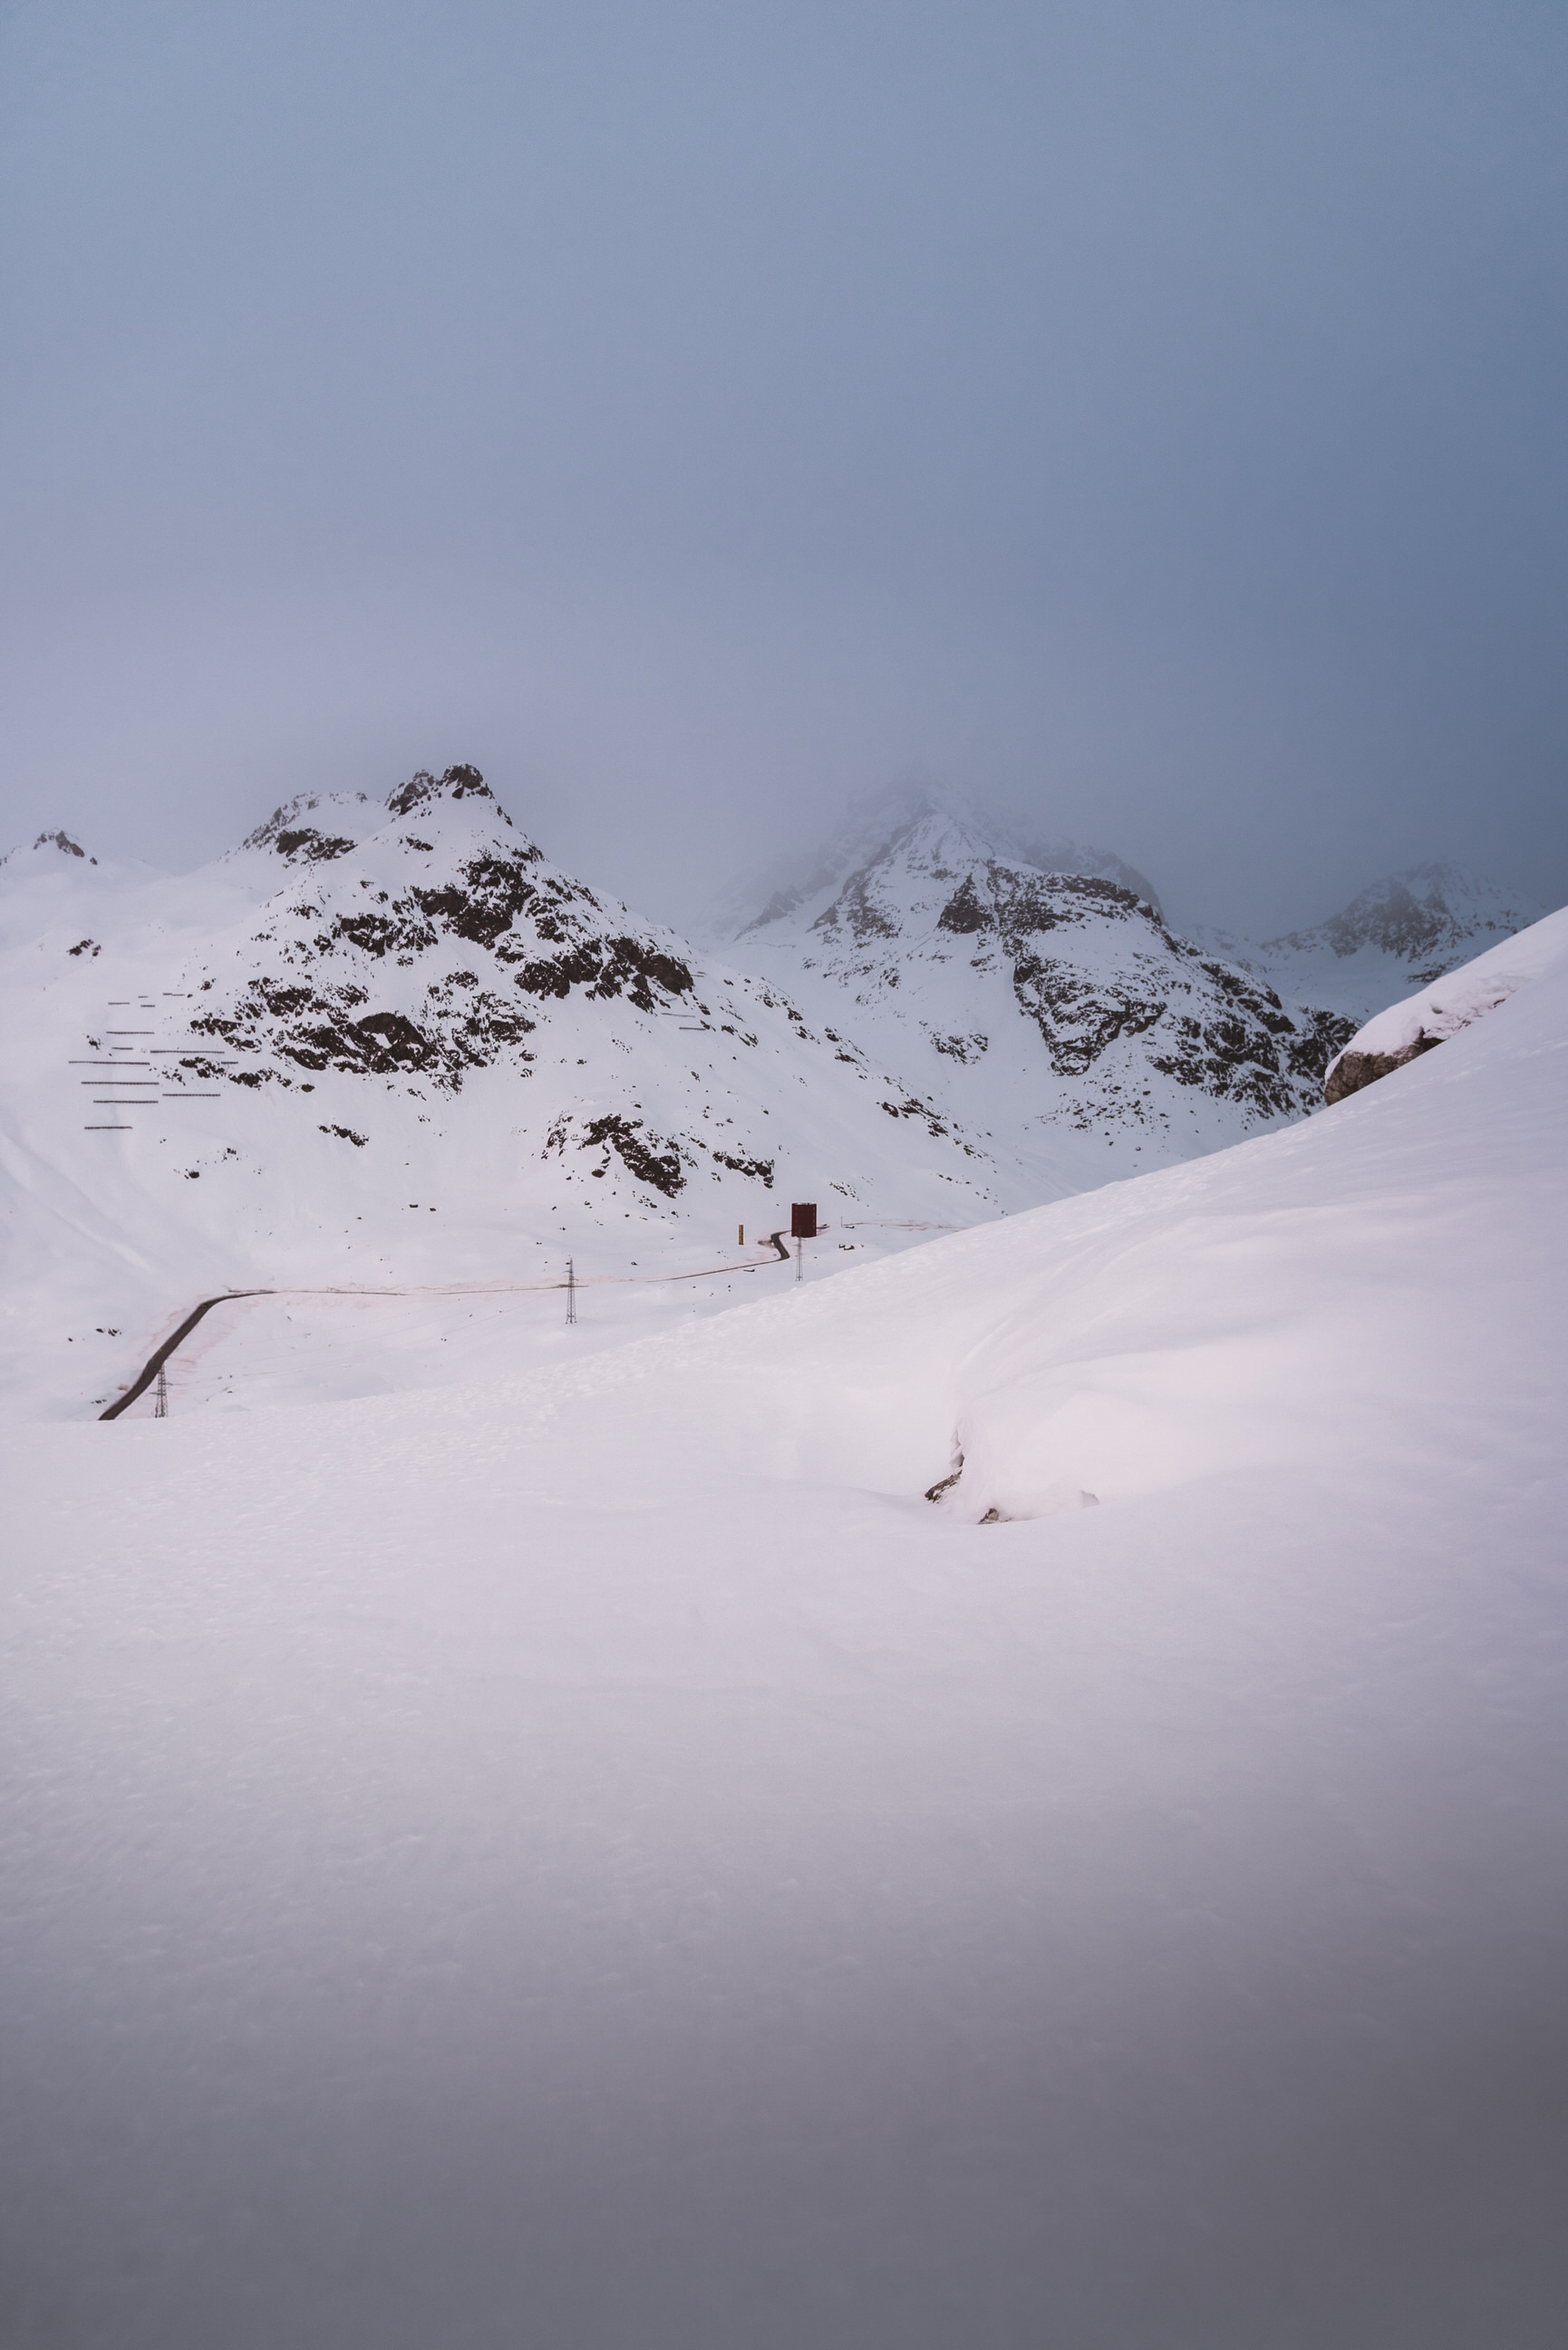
[1,828,98,870]
[242,765,512,867]
[1266,860,1544,982]
[385,763,505,821]
[241,789,378,861]
[190,763,700,1091]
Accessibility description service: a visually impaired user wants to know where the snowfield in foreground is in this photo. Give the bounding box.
[3,916,1566,2346]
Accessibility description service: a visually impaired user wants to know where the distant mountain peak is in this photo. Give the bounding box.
[1264,861,1544,983]
[1,828,97,869]
[240,767,511,869]
[704,783,1161,947]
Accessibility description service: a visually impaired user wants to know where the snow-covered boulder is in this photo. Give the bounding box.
[1324,902,1568,1103]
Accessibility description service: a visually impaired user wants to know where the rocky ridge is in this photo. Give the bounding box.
[724,805,1355,1183]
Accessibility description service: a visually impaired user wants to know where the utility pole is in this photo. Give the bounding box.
[154,1364,168,1418]
[566,1256,576,1326]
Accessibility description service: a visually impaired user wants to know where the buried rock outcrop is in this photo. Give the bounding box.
[1322,904,1568,1107]
[1324,1033,1444,1105]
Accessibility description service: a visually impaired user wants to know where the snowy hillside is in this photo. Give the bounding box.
[4,878,1565,2345]
[721,801,1353,1188]
[1,768,1014,1419]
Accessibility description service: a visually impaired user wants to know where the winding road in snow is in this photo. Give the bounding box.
[99,1230,801,1420]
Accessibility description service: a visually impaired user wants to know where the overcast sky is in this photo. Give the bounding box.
[2,0,1563,932]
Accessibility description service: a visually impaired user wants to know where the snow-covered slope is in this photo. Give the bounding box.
[1,768,1013,1418]
[723,803,1352,1189]
[4,869,1564,2345]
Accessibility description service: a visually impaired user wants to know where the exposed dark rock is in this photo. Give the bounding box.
[924,1461,963,1502]
[588,937,694,1009]
[935,877,992,935]
[414,846,546,947]
[274,828,356,861]
[578,1114,686,1197]
[1325,1033,1443,1105]
[812,869,902,943]
[331,905,438,957]
[243,793,372,853]
[711,1150,775,1187]
[386,763,501,819]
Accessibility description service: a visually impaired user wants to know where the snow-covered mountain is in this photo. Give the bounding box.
[695,778,1162,945]
[2,767,1019,1416]
[10,768,1534,1423]
[718,802,1353,1189]
[0,827,101,871]
[1189,859,1547,1024]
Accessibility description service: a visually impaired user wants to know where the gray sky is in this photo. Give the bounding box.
[2,0,1564,934]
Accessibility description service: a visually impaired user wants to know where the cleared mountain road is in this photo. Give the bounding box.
[98,1238,800,1420]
